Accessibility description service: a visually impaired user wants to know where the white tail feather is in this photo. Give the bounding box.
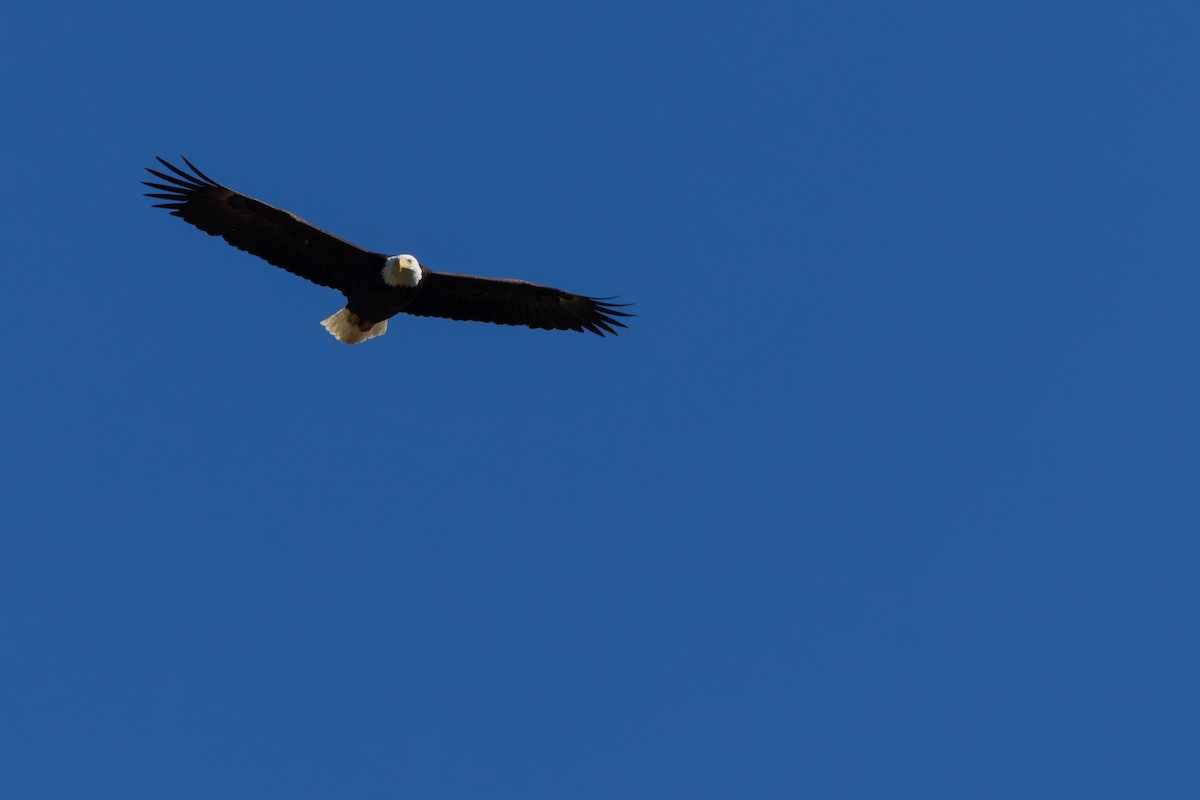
[320,309,387,344]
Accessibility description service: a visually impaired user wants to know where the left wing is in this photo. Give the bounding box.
[402,270,631,336]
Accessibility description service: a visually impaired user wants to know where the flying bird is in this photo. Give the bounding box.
[143,157,630,343]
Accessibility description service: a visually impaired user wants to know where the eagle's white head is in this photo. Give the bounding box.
[383,254,423,287]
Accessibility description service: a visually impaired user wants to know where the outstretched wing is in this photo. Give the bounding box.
[143,157,383,293]
[403,270,632,336]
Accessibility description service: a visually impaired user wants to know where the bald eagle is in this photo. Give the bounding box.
[143,157,630,343]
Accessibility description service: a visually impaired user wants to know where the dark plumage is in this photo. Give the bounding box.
[143,157,631,343]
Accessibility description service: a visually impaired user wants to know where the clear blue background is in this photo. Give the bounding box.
[3,1,1199,797]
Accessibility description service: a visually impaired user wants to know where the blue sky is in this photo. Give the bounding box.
[3,1,1199,797]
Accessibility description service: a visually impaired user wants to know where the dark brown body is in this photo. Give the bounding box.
[345,270,421,326]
